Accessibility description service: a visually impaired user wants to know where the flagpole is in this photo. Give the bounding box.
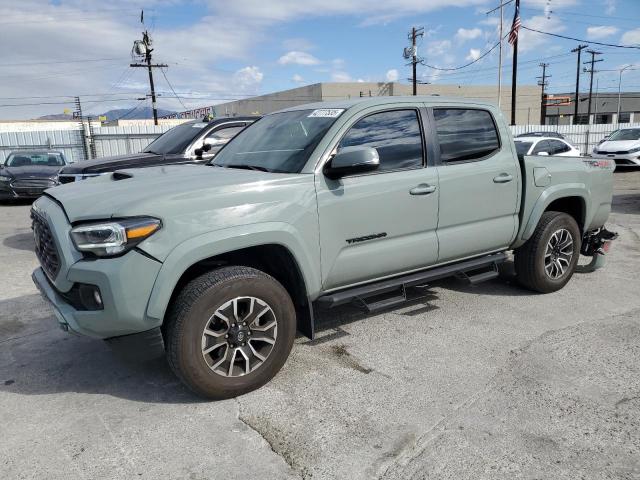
[510,0,520,126]
[498,2,503,108]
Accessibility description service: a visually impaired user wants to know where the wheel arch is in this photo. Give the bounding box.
[145,224,320,339]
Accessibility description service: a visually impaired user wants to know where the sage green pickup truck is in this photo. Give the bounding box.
[31,97,616,399]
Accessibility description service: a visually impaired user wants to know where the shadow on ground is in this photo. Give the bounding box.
[3,232,35,251]
[612,193,640,215]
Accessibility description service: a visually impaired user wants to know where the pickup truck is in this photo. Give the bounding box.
[56,116,258,184]
[31,97,616,399]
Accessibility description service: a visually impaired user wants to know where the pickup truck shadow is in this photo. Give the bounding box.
[0,294,199,403]
[3,231,35,251]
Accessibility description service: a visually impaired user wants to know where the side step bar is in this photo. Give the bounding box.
[317,252,506,309]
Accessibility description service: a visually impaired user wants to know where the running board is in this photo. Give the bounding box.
[317,252,506,309]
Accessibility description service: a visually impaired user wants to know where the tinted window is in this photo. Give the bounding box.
[532,140,551,154]
[514,141,532,158]
[6,152,65,167]
[143,121,208,155]
[549,139,570,154]
[433,109,500,163]
[205,125,245,145]
[212,110,340,173]
[338,110,423,171]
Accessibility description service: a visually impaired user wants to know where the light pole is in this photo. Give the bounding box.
[617,64,636,123]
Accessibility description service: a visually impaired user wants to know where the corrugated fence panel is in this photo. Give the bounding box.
[2,123,639,164]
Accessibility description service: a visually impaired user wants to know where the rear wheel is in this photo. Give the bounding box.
[165,266,296,399]
[514,211,581,293]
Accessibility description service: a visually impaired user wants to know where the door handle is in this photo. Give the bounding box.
[493,173,513,183]
[410,184,437,195]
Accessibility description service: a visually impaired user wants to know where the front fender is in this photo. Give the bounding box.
[519,184,589,244]
[144,222,321,322]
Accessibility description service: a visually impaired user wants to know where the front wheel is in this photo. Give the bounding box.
[514,211,581,293]
[165,266,296,399]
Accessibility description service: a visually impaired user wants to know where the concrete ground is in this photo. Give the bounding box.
[1,172,639,480]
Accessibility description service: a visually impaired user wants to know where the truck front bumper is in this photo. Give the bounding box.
[32,249,163,339]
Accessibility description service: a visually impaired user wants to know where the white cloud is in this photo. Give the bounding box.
[386,69,399,82]
[621,28,640,45]
[587,25,619,39]
[465,49,481,61]
[292,73,304,83]
[517,14,565,53]
[233,66,263,91]
[282,38,314,51]
[331,71,352,82]
[277,51,321,66]
[455,27,482,43]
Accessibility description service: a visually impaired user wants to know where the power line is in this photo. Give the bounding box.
[521,25,640,50]
[160,68,189,110]
[423,39,502,71]
[0,58,128,68]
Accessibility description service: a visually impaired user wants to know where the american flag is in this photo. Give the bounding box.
[508,4,521,46]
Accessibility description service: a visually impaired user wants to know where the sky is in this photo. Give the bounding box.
[0,0,639,119]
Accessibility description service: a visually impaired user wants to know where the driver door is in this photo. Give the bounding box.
[315,107,440,291]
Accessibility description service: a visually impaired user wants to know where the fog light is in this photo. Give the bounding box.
[93,289,103,307]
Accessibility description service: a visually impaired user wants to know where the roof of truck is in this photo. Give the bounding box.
[274,95,497,114]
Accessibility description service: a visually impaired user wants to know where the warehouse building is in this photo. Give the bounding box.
[544,92,640,125]
[207,82,542,125]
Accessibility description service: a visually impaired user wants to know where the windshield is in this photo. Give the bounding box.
[6,152,65,167]
[211,109,342,173]
[607,128,640,141]
[143,121,208,154]
[514,141,532,157]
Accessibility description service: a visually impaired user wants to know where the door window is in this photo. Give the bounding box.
[204,125,245,146]
[532,140,551,154]
[549,139,571,154]
[338,109,423,172]
[433,109,500,163]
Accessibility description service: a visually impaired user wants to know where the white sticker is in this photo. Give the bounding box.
[191,123,207,128]
[308,109,344,118]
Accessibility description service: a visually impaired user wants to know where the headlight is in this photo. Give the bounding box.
[0,174,11,182]
[628,146,640,153]
[70,217,161,257]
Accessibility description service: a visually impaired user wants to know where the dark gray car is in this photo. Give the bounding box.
[0,150,67,200]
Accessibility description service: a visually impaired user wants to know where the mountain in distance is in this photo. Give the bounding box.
[38,106,177,121]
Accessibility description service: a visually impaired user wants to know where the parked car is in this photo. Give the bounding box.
[0,150,67,201]
[514,136,581,160]
[591,127,640,167]
[56,116,259,184]
[515,131,565,139]
[31,97,616,399]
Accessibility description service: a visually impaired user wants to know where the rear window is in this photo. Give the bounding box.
[433,109,500,163]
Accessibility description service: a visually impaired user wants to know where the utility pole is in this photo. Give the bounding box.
[403,27,424,95]
[583,50,603,125]
[537,63,550,125]
[571,44,588,125]
[509,0,520,125]
[130,13,167,125]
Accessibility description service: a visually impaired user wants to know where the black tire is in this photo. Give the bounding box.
[514,211,581,293]
[165,266,296,399]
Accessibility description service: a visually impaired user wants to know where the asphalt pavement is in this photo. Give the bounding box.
[1,172,639,480]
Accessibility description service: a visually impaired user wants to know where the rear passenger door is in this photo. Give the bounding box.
[432,108,519,262]
[315,107,439,290]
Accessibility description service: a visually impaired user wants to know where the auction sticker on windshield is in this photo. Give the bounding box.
[308,109,344,118]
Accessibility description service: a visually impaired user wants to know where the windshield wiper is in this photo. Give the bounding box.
[223,164,271,172]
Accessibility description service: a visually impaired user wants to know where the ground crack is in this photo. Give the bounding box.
[235,399,305,479]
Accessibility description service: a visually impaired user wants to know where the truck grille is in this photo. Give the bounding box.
[12,178,56,189]
[31,210,61,280]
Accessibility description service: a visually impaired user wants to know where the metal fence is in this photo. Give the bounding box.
[510,123,640,155]
[2,122,639,163]
[0,125,171,164]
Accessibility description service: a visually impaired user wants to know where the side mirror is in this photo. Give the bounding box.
[324,146,380,180]
[537,151,549,156]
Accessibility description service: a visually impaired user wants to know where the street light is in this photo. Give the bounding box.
[617,64,636,123]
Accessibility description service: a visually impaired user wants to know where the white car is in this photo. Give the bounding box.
[592,127,640,168]
[514,136,581,159]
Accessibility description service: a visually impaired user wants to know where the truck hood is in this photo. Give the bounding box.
[598,140,640,152]
[58,152,167,174]
[46,164,314,223]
